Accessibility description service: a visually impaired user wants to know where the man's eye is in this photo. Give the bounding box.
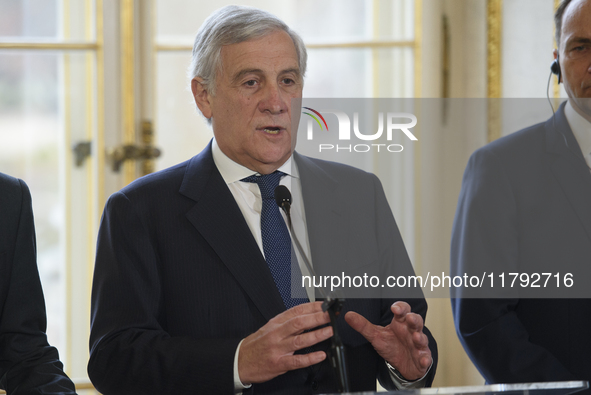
[244,80,257,86]
[572,44,590,52]
[282,78,295,85]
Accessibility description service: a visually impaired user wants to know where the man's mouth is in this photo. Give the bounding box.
[263,127,282,135]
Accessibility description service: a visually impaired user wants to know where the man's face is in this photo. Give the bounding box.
[193,30,303,174]
[557,0,591,118]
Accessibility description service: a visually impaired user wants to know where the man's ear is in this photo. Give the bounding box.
[191,77,213,119]
[552,49,562,83]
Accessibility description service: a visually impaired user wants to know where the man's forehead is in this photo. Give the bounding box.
[218,32,300,76]
[562,0,591,34]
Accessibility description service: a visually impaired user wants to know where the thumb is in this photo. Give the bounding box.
[345,311,378,342]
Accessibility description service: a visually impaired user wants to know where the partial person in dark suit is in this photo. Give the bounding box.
[0,173,77,395]
[88,6,437,394]
[451,0,591,386]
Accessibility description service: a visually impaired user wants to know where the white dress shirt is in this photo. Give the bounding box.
[565,100,591,170]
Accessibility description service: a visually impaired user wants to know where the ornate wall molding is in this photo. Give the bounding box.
[487,0,502,142]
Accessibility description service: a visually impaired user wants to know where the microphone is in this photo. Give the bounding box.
[274,185,350,393]
[274,185,292,221]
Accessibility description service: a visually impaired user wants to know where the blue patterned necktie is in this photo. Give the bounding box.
[241,171,308,309]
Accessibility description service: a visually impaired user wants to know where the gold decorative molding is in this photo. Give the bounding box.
[90,0,104,327]
[487,100,502,142]
[414,0,423,98]
[0,42,98,50]
[96,0,105,214]
[442,15,450,99]
[487,0,503,142]
[487,0,502,98]
[121,0,136,184]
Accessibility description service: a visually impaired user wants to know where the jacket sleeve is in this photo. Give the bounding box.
[0,178,77,394]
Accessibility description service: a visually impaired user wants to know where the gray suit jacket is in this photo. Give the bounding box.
[452,103,591,386]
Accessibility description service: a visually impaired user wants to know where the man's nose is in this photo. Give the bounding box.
[259,82,288,114]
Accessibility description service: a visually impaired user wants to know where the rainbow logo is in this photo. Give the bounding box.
[302,107,329,131]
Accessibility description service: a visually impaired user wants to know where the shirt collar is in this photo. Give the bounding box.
[565,100,591,159]
[211,138,299,184]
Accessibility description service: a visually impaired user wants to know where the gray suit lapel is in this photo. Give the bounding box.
[295,153,349,279]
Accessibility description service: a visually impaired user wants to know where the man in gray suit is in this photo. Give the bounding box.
[452,0,591,385]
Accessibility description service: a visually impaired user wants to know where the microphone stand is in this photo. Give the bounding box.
[322,291,349,393]
[275,186,350,393]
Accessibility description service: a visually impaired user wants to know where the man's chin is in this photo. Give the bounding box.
[250,151,292,173]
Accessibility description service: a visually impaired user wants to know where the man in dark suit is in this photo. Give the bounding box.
[88,6,437,394]
[451,0,591,385]
[0,173,77,394]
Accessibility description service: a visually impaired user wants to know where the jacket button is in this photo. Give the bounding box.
[311,381,319,390]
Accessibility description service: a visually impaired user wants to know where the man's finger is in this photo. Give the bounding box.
[280,310,331,338]
[272,302,325,325]
[404,313,424,332]
[419,354,433,369]
[412,331,429,349]
[290,326,333,351]
[279,351,327,372]
[344,311,378,342]
[391,301,411,318]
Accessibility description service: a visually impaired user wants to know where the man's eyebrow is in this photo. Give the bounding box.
[566,36,591,46]
[230,67,302,84]
[280,68,302,79]
[231,68,264,84]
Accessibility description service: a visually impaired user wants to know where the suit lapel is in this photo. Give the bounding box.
[294,153,349,278]
[545,103,591,243]
[180,143,285,322]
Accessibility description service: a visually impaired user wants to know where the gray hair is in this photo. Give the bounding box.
[188,5,307,97]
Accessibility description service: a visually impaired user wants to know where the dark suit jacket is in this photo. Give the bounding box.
[0,173,76,395]
[451,103,591,386]
[88,143,437,394]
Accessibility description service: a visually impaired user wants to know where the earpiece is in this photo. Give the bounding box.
[551,55,562,83]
